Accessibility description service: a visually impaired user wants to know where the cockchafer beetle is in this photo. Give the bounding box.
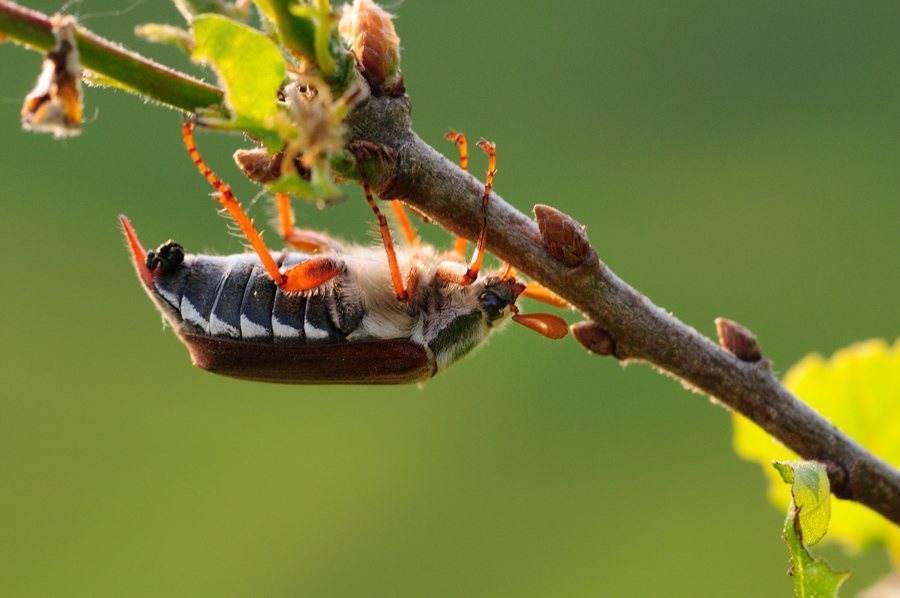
[121,123,569,384]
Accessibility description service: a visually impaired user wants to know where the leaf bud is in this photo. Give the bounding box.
[715,318,762,362]
[339,0,401,90]
[571,320,616,356]
[533,204,591,267]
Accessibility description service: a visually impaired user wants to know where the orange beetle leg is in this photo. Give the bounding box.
[453,237,467,257]
[443,131,468,172]
[437,140,497,286]
[276,193,339,253]
[183,122,339,291]
[520,281,571,309]
[390,200,418,247]
[444,132,469,256]
[280,256,343,292]
[352,144,411,302]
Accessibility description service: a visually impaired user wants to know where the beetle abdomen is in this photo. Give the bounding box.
[151,253,350,345]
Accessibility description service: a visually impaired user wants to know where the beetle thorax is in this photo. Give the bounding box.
[340,246,520,372]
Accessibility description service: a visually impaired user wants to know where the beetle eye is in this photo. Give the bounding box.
[479,291,507,321]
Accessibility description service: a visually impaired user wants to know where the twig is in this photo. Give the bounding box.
[0,0,223,111]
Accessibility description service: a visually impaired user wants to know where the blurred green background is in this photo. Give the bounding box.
[2,1,898,596]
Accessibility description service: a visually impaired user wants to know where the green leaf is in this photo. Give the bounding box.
[253,0,355,91]
[784,519,849,598]
[734,339,900,563]
[191,14,284,150]
[775,461,849,598]
[289,0,338,75]
[253,0,316,59]
[267,164,343,204]
[773,461,831,546]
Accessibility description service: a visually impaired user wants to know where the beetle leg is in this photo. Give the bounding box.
[276,192,341,253]
[183,121,341,292]
[519,280,571,309]
[499,261,572,306]
[436,140,496,286]
[390,200,419,247]
[351,143,412,302]
[443,132,469,257]
[443,132,468,172]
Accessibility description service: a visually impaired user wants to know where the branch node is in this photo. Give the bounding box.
[348,139,400,194]
[818,460,851,499]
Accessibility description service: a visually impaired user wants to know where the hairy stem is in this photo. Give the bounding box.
[0,0,223,111]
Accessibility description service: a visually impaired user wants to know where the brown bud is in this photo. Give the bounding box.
[234,149,314,185]
[571,321,616,356]
[339,0,400,90]
[534,204,591,267]
[234,148,284,185]
[715,318,762,362]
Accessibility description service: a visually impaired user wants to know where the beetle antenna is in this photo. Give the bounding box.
[510,304,569,340]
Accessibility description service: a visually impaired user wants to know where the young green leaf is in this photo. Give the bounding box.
[253,0,317,59]
[734,339,900,566]
[773,461,831,546]
[253,0,355,91]
[266,168,342,204]
[192,14,285,150]
[775,460,849,598]
[289,0,339,75]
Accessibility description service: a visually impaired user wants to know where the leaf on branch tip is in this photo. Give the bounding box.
[773,461,831,546]
[733,338,900,565]
[775,460,849,598]
[253,0,316,60]
[253,0,356,91]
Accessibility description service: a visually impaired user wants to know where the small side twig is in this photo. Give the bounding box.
[0,0,223,111]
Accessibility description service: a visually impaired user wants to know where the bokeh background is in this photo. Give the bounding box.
[2,1,899,596]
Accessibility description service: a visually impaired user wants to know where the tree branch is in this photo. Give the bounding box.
[2,0,898,528]
[0,0,223,112]
[344,93,900,528]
